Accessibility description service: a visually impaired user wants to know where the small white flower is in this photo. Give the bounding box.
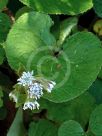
[23,101,40,110]
[46,81,56,93]
[28,83,43,99]
[17,71,34,86]
[9,93,18,103]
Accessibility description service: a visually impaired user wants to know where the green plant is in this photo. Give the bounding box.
[0,0,102,136]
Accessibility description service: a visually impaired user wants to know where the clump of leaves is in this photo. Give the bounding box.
[0,0,102,136]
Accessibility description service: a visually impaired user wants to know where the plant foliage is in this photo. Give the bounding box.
[0,0,102,136]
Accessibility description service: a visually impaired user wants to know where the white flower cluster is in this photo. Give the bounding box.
[14,71,56,110]
[17,71,34,86]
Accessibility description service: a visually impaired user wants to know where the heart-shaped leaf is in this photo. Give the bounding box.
[19,0,93,15]
[58,120,85,136]
[5,12,102,103]
[43,32,102,102]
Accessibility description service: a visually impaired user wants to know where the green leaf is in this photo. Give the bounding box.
[93,0,102,17]
[6,16,102,103]
[69,92,95,128]
[28,119,58,136]
[40,92,95,128]
[41,99,74,123]
[5,11,56,70]
[43,32,102,102]
[19,0,93,15]
[7,108,26,136]
[58,120,85,136]
[89,79,102,104]
[0,13,12,43]
[89,104,102,135]
[57,17,78,46]
[0,0,8,11]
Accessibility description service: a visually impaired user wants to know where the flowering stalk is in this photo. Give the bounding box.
[9,71,56,110]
